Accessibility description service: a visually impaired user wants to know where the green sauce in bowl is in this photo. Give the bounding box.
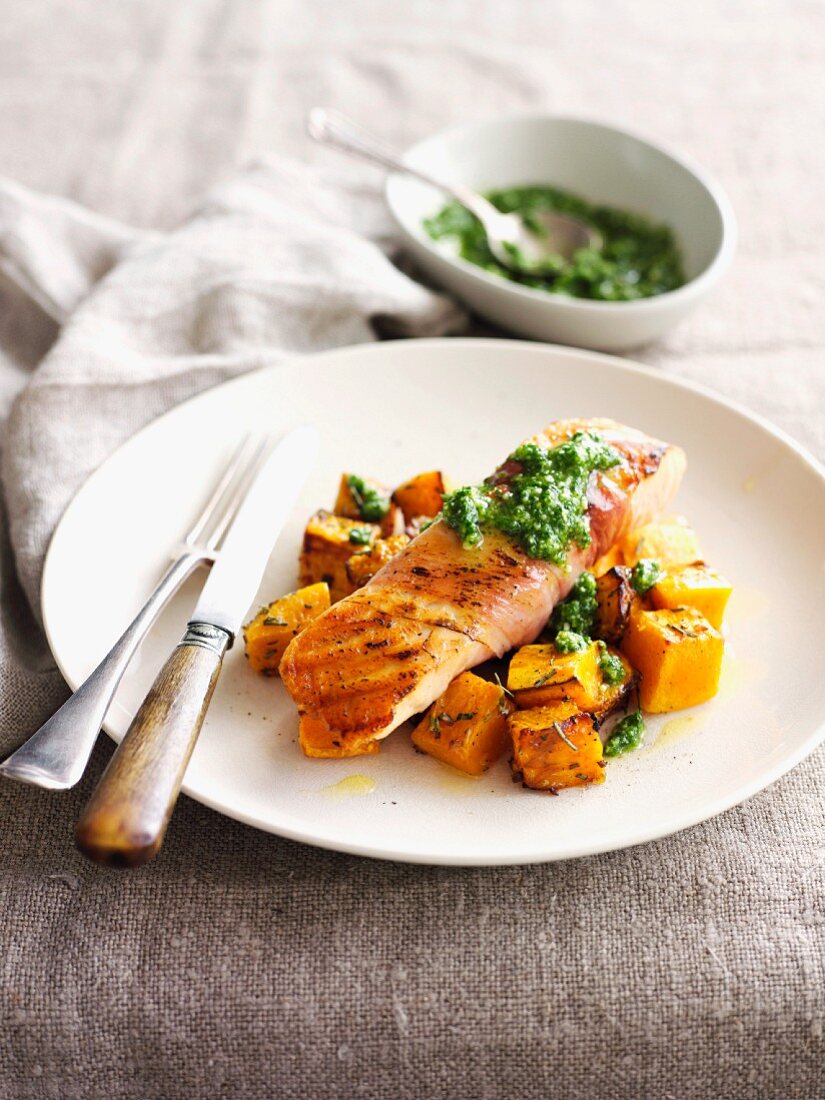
[423,185,684,301]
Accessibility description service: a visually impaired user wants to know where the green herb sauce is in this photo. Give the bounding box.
[424,185,684,301]
[597,641,626,686]
[348,526,374,546]
[440,485,488,548]
[346,475,390,522]
[604,710,646,757]
[554,629,589,654]
[442,432,620,565]
[630,558,663,594]
[548,575,627,686]
[549,570,598,636]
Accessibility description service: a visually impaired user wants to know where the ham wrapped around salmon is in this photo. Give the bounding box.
[280,418,686,757]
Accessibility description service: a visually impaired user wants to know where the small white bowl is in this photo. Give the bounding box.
[385,115,736,350]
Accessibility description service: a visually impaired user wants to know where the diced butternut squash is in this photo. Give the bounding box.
[392,471,449,525]
[650,563,732,629]
[334,473,401,536]
[594,646,638,719]
[510,702,605,792]
[507,643,601,710]
[411,672,511,775]
[592,544,624,577]
[507,639,635,719]
[621,606,724,712]
[243,583,330,675]
[299,510,380,602]
[594,566,637,644]
[299,714,381,759]
[620,514,702,568]
[346,533,411,589]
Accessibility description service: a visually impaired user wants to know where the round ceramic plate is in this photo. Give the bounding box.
[42,339,825,865]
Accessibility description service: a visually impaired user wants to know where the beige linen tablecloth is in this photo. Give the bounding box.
[0,3,823,1098]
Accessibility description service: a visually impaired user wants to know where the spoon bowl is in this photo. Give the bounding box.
[489,208,601,271]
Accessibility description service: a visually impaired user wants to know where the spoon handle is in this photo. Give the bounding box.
[307,108,500,225]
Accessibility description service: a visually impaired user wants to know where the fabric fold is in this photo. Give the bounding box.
[0,160,468,635]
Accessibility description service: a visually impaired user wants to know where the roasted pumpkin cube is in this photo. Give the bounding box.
[593,646,638,719]
[650,562,732,629]
[299,714,381,759]
[592,544,624,577]
[243,583,330,675]
[621,606,724,712]
[411,672,511,775]
[594,566,637,644]
[334,473,401,536]
[346,533,411,589]
[620,514,702,568]
[510,702,605,792]
[507,642,601,710]
[392,471,449,525]
[299,510,380,602]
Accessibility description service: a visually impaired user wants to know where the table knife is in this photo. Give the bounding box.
[75,425,319,868]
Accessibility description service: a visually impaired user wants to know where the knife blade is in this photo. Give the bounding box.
[192,424,319,638]
[75,424,319,868]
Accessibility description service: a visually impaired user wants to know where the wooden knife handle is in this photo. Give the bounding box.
[75,622,231,868]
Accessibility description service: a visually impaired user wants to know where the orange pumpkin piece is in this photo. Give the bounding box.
[621,606,724,712]
[345,533,411,589]
[620,514,702,568]
[594,646,638,719]
[592,544,624,577]
[243,583,330,675]
[593,565,638,644]
[299,510,380,602]
[507,641,635,718]
[509,701,606,792]
[299,713,381,759]
[411,672,511,776]
[507,642,601,710]
[650,562,732,629]
[334,473,401,536]
[392,471,449,525]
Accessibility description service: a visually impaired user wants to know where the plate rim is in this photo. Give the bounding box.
[41,337,825,865]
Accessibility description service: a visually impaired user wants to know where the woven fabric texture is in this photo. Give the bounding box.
[0,3,822,1098]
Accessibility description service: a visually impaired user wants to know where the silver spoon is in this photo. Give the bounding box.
[307,108,602,272]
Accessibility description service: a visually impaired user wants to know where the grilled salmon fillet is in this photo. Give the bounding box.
[280,418,686,757]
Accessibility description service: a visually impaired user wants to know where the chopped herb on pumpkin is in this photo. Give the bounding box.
[348,526,374,546]
[346,475,390,522]
[630,558,663,595]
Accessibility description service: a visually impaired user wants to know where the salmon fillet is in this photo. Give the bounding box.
[280,418,686,757]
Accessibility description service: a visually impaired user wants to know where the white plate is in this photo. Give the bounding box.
[43,339,825,865]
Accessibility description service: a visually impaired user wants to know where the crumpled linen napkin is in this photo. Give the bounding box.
[0,155,466,747]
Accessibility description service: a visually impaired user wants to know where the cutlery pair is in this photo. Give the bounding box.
[0,427,318,867]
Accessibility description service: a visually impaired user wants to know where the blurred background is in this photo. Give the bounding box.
[3,0,822,425]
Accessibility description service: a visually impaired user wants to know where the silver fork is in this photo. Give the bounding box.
[0,436,268,791]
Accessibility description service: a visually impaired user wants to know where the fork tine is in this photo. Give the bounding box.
[202,436,272,551]
[184,436,256,547]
